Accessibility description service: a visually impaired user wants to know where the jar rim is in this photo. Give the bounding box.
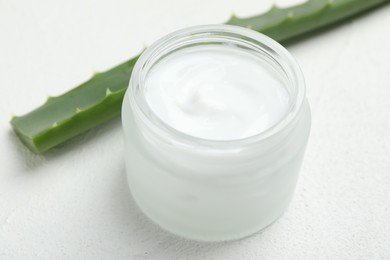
[128,24,306,148]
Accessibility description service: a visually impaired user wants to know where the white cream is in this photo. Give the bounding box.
[144,45,290,140]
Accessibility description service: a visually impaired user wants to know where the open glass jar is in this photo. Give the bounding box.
[122,25,311,241]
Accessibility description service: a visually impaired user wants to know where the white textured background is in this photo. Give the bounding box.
[1,0,390,259]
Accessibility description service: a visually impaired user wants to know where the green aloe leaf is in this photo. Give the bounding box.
[10,0,389,153]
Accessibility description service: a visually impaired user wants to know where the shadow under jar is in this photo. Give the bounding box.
[122,24,311,242]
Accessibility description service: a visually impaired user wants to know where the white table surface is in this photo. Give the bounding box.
[1,0,390,259]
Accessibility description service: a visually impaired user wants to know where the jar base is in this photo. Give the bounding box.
[128,178,292,242]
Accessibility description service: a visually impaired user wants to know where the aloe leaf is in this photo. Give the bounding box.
[11,57,138,153]
[227,0,388,42]
[11,0,389,153]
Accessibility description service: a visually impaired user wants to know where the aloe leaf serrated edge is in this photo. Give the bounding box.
[11,0,389,153]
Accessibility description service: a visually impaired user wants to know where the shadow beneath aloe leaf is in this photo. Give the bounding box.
[8,130,47,171]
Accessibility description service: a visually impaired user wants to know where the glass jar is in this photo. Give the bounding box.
[122,25,311,241]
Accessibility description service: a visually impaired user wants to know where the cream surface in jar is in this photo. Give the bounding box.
[144,45,290,140]
[122,25,311,241]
